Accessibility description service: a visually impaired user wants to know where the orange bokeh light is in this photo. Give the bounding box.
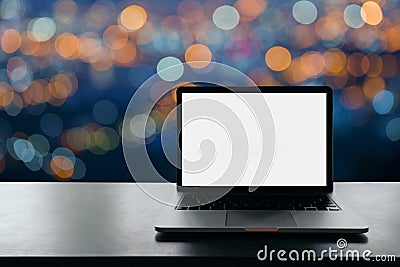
[380,26,400,53]
[290,25,318,49]
[366,54,383,77]
[50,156,74,179]
[283,58,308,85]
[111,42,137,65]
[53,0,78,23]
[79,35,103,63]
[119,5,147,31]
[55,33,81,59]
[361,1,383,26]
[1,29,22,54]
[265,46,291,72]
[185,44,212,69]
[47,81,68,99]
[329,69,349,89]
[103,25,128,50]
[40,73,78,104]
[249,68,280,86]
[341,86,365,110]
[65,128,89,152]
[323,49,347,74]
[300,51,325,77]
[316,17,344,42]
[0,82,15,107]
[90,48,113,71]
[19,32,41,56]
[363,76,385,99]
[234,0,267,22]
[346,53,369,77]
[29,79,50,104]
[24,39,52,58]
[177,0,204,23]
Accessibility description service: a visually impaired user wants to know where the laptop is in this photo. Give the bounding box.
[155,86,368,233]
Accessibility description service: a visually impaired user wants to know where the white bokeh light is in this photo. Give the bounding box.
[156,56,184,81]
[292,1,318,25]
[212,5,240,31]
[27,17,57,42]
[343,4,365,29]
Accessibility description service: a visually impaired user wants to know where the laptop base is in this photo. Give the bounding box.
[155,196,368,234]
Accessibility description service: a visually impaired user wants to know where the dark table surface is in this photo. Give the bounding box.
[0,182,398,260]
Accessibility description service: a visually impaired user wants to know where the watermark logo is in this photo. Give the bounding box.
[336,238,347,249]
[257,238,396,262]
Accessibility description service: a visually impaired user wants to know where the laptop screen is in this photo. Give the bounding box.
[181,92,327,187]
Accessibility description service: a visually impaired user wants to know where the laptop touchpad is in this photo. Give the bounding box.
[226,211,296,227]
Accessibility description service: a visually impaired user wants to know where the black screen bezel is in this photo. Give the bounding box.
[176,86,333,194]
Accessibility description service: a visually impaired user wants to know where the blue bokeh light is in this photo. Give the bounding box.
[372,90,394,115]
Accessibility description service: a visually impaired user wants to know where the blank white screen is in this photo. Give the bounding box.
[182,93,327,186]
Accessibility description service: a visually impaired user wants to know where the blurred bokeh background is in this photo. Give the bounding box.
[0,0,399,182]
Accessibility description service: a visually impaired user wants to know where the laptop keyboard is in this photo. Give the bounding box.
[177,194,340,211]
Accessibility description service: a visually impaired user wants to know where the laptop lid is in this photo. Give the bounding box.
[177,86,333,194]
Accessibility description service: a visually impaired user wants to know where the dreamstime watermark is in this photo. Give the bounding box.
[257,238,396,262]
